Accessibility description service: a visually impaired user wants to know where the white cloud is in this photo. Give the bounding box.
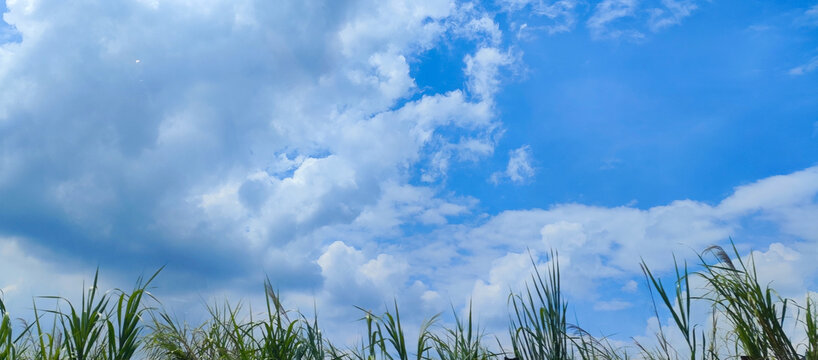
[317,241,409,301]
[587,0,644,40]
[410,166,818,335]
[497,0,538,10]
[621,279,638,292]
[0,0,505,252]
[593,299,632,311]
[0,236,118,317]
[0,0,518,331]
[499,0,579,35]
[301,240,444,343]
[789,55,818,75]
[464,47,515,100]
[797,4,818,27]
[454,15,503,46]
[809,4,818,17]
[719,167,818,211]
[535,0,580,34]
[504,0,702,40]
[490,145,535,184]
[647,0,697,32]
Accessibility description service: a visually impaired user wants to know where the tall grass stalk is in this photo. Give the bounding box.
[804,296,817,360]
[568,325,629,360]
[639,257,706,360]
[31,300,62,360]
[145,311,205,360]
[255,280,304,360]
[44,269,110,360]
[106,267,161,360]
[351,309,382,360]
[433,303,492,360]
[1,293,28,360]
[358,301,437,360]
[1,294,13,360]
[509,251,569,360]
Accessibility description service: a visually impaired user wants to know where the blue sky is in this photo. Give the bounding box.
[1,0,817,348]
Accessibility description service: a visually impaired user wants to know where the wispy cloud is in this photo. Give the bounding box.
[504,0,703,40]
[464,47,515,100]
[490,145,535,184]
[499,0,579,36]
[648,0,697,32]
[594,299,633,311]
[587,0,644,40]
[535,0,580,34]
[798,4,818,27]
[789,55,818,75]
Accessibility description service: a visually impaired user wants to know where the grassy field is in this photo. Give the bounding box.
[1,243,816,360]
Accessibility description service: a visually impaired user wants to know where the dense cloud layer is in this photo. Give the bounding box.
[0,0,506,283]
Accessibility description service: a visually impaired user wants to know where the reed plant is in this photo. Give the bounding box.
[432,304,493,360]
[1,293,27,360]
[697,244,797,360]
[636,241,818,360]
[508,251,569,360]
[638,257,706,360]
[30,300,62,360]
[804,296,817,360]
[353,302,438,360]
[0,268,158,360]
[3,241,818,360]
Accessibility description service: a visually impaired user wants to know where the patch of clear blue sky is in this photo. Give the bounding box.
[414,0,818,216]
[0,1,21,44]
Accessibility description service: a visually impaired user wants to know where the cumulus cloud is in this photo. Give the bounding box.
[430,166,818,330]
[470,251,536,322]
[0,0,506,264]
[317,241,410,305]
[0,0,517,329]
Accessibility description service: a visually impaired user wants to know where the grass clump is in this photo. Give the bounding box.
[1,292,28,360]
[432,304,493,360]
[509,251,569,360]
[637,242,818,360]
[699,244,794,360]
[0,240,817,360]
